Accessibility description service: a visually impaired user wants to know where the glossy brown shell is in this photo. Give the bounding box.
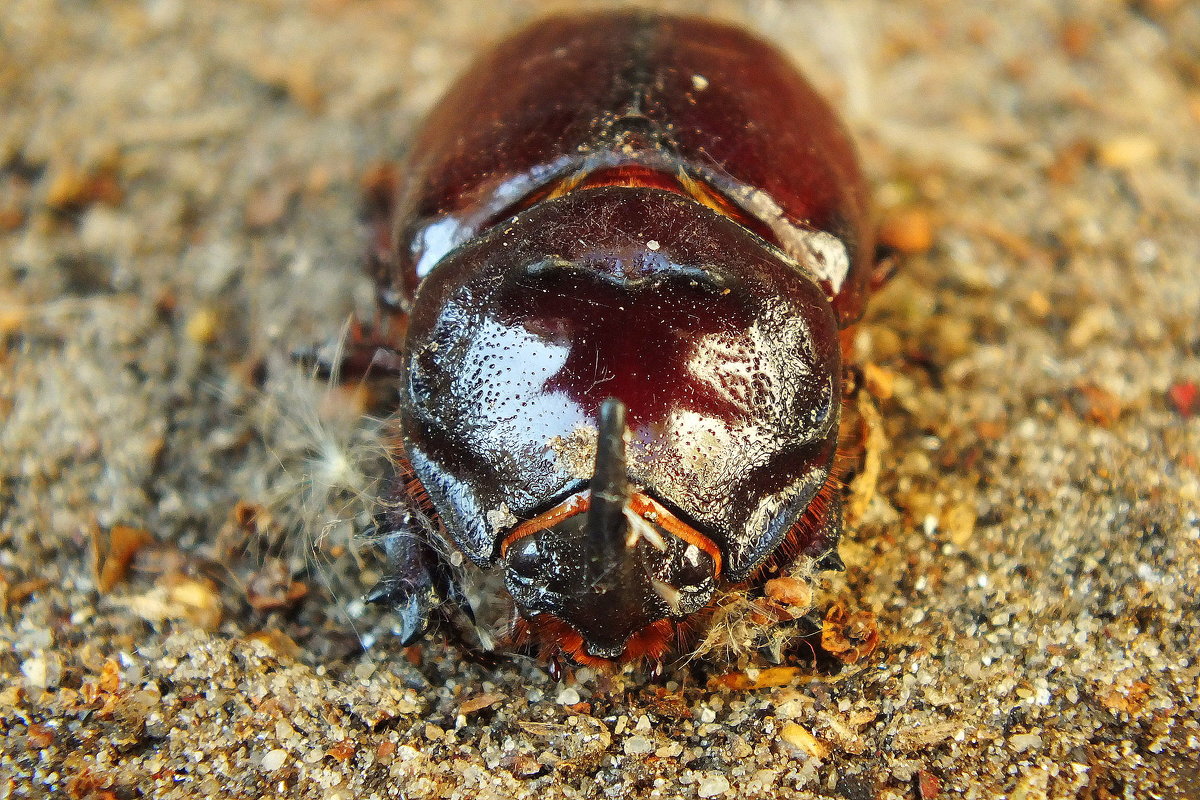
[372,11,873,660]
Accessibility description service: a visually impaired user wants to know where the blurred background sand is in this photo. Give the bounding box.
[2,1,1198,797]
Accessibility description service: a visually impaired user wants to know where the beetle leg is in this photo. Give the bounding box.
[869,251,900,291]
[365,509,466,647]
[293,315,406,384]
[295,162,407,386]
[814,488,846,570]
[359,162,404,312]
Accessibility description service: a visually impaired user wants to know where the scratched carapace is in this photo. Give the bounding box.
[347,12,874,668]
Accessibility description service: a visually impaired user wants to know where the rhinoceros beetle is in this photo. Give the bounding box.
[323,11,875,668]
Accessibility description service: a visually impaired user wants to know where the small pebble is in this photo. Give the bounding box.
[21,658,53,689]
[260,749,287,771]
[1009,732,1043,752]
[624,735,654,755]
[697,775,731,798]
[556,687,581,705]
[185,308,219,345]
[878,207,935,254]
[1096,135,1159,168]
[655,742,684,759]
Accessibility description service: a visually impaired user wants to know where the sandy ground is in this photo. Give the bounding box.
[2,0,1199,798]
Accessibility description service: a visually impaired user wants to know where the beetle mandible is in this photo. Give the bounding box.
[330,11,874,668]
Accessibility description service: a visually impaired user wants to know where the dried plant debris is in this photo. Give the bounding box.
[2,0,1199,798]
[91,523,154,594]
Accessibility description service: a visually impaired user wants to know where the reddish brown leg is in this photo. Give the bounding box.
[293,316,405,383]
[294,162,407,383]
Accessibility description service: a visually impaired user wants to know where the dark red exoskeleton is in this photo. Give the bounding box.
[338,12,874,668]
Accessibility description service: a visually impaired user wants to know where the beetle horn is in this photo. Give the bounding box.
[585,398,632,583]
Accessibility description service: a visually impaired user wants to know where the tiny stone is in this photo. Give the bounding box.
[697,774,731,797]
[878,206,934,254]
[20,658,49,689]
[185,308,219,345]
[556,687,581,705]
[656,742,684,759]
[1009,732,1042,752]
[260,749,287,771]
[624,735,654,755]
[647,239,660,250]
[1096,135,1159,168]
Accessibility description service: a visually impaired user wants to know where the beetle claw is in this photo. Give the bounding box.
[394,588,438,647]
[368,522,470,647]
[813,549,846,572]
[364,574,439,646]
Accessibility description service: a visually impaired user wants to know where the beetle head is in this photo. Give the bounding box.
[501,399,717,658]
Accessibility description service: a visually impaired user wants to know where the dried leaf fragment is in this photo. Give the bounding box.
[847,390,887,525]
[115,576,222,630]
[862,362,895,401]
[939,502,977,548]
[764,576,812,610]
[779,723,830,760]
[917,768,941,799]
[459,693,505,715]
[4,577,50,611]
[821,602,880,665]
[246,559,308,612]
[710,666,800,691]
[46,164,123,212]
[93,525,154,594]
[1070,383,1123,427]
[327,741,356,762]
[245,629,302,659]
[1100,680,1152,715]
